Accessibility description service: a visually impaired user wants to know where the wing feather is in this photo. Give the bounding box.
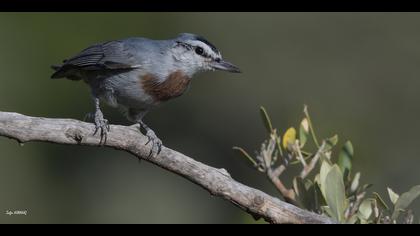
[51,40,138,79]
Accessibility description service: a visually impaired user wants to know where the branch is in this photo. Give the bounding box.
[0,111,335,224]
[267,166,296,204]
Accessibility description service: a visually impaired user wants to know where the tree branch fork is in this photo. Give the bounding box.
[0,111,335,224]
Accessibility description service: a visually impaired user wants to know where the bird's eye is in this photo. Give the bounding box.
[195,47,204,55]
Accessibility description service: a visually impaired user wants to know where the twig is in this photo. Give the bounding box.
[0,111,335,224]
[304,105,320,148]
[300,142,326,179]
[294,141,308,168]
[267,167,296,204]
[272,164,286,177]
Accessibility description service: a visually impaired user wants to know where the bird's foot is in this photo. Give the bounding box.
[145,129,162,157]
[92,111,110,144]
[139,122,162,157]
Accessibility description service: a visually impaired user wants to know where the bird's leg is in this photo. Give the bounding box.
[139,120,162,157]
[126,108,162,157]
[91,96,110,144]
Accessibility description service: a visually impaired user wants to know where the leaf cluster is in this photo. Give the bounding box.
[234,106,420,224]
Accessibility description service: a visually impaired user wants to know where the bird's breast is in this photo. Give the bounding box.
[140,71,191,103]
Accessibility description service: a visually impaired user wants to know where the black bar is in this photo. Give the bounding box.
[0,0,416,12]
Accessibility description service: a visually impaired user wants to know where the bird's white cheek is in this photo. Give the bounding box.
[203,61,215,71]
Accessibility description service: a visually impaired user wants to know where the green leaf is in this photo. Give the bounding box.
[307,183,327,212]
[324,135,339,151]
[314,174,320,185]
[299,118,309,147]
[319,161,332,198]
[232,147,257,167]
[350,172,361,193]
[387,187,400,205]
[282,127,296,149]
[338,141,353,175]
[373,192,389,210]
[358,199,373,222]
[303,105,320,148]
[392,185,420,220]
[324,165,347,222]
[274,134,283,156]
[321,206,333,218]
[304,179,313,190]
[259,106,273,133]
[313,182,326,211]
[343,169,350,184]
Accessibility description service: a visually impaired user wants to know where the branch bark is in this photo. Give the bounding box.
[0,111,335,224]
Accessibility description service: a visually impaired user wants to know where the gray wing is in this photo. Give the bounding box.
[51,40,140,79]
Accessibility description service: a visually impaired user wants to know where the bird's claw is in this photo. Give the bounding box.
[147,135,162,158]
[144,130,162,157]
[93,113,109,145]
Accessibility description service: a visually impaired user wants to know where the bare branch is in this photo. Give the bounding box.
[267,167,296,204]
[300,142,326,179]
[0,111,335,224]
[272,164,286,177]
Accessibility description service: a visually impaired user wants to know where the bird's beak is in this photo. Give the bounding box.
[212,59,241,73]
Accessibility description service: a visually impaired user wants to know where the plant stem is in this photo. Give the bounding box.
[304,105,320,148]
[233,147,258,167]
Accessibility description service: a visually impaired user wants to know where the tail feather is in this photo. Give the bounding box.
[50,64,64,79]
[50,64,81,81]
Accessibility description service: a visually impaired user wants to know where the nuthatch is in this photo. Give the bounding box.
[51,33,241,156]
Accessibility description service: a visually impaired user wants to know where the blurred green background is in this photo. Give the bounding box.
[0,12,419,223]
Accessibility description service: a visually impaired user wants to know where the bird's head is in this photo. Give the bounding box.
[169,33,241,77]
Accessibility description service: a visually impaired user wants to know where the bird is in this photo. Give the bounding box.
[50,33,241,156]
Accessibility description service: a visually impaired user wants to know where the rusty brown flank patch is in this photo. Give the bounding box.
[141,71,191,102]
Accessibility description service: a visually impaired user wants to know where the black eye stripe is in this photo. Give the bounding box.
[177,41,214,58]
[195,46,213,58]
[194,36,219,54]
